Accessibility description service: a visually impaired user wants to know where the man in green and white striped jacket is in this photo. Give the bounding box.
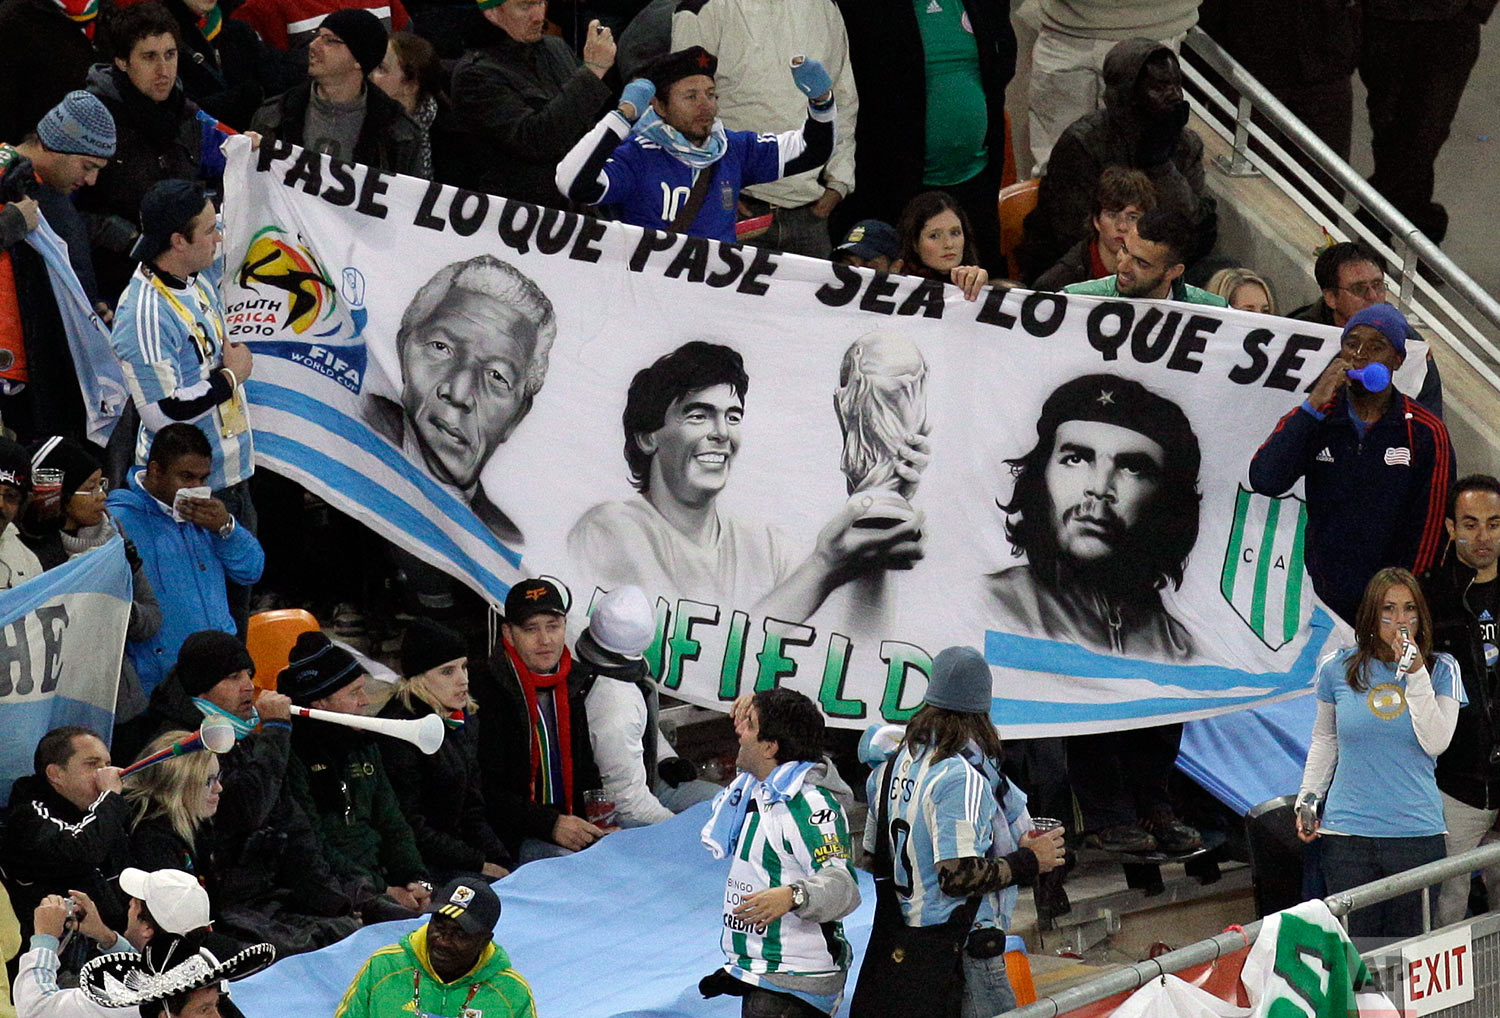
[699,688,860,1017]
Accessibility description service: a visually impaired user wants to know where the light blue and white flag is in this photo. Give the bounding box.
[26,214,130,446]
[220,138,1379,735]
[0,539,131,806]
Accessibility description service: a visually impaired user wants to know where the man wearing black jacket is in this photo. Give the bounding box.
[1426,475,1500,926]
[250,8,421,175]
[0,727,131,949]
[159,0,292,131]
[450,0,617,207]
[135,628,360,955]
[474,577,606,863]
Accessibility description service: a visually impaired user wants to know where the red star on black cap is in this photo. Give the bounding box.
[696,51,711,68]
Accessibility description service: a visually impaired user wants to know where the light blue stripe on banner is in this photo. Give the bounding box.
[984,608,1336,691]
[984,608,1338,726]
[254,432,511,601]
[0,538,131,617]
[246,380,522,567]
[988,689,1299,726]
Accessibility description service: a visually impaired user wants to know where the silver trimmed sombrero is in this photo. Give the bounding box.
[79,930,275,1008]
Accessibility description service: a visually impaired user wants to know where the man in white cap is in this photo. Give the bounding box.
[576,585,720,827]
[14,867,211,1017]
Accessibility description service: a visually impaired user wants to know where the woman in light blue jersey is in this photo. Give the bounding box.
[1297,567,1464,939]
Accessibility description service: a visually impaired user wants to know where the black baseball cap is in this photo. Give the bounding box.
[432,878,500,935]
[503,577,567,626]
[131,180,209,262]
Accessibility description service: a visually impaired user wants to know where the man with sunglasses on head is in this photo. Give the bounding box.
[1250,304,1454,625]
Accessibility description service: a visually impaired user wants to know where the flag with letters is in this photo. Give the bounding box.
[1221,488,1310,651]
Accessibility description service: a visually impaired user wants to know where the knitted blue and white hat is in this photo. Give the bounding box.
[36,91,116,159]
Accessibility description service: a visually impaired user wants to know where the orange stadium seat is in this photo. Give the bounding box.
[245,609,320,692]
[998,177,1040,281]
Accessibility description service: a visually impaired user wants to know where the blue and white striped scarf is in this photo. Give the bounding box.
[700,759,817,860]
[634,108,728,169]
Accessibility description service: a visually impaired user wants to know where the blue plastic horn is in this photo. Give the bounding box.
[1346,363,1391,392]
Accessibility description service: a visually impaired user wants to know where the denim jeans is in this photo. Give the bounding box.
[1320,833,1445,940]
[961,948,1016,1018]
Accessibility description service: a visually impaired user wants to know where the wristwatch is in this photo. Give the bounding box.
[217,518,236,539]
[789,883,807,912]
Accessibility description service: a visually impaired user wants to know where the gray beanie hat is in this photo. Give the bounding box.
[36,91,116,158]
[922,646,993,714]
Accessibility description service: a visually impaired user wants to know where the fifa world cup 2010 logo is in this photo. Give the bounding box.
[834,331,929,505]
[237,226,335,335]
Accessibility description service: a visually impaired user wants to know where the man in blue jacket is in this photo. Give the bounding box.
[107,422,264,696]
[1249,304,1454,624]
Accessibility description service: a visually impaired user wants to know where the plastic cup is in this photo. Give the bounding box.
[32,467,64,522]
[583,789,617,827]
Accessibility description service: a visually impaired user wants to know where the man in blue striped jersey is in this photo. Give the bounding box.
[699,688,860,1017]
[851,646,1065,1018]
[110,179,257,631]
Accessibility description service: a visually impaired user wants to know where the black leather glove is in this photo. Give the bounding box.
[123,538,143,572]
[1136,100,1190,167]
[657,756,698,788]
[0,152,39,203]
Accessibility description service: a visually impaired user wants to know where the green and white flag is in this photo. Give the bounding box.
[1221,488,1311,651]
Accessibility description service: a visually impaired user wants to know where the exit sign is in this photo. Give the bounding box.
[1402,925,1474,1016]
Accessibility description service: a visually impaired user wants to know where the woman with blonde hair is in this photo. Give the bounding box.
[378,619,511,879]
[1206,266,1276,314]
[1296,567,1464,939]
[124,731,221,883]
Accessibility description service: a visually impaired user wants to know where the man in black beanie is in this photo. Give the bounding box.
[129,629,361,955]
[251,8,422,175]
[280,630,434,920]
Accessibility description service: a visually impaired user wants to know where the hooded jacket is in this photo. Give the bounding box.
[334,923,536,1018]
[250,80,423,177]
[1019,39,1216,282]
[377,694,511,874]
[1422,550,1500,809]
[79,64,217,298]
[838,0,1015,226]
[106,469,265,697]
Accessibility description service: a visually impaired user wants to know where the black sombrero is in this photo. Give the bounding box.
[79,929,275,1008]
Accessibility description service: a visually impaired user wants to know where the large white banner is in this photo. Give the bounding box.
[222,138,1385,735]
[0,540,132,805]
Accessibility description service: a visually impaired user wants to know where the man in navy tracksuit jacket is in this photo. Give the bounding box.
[1250,304,1454,624]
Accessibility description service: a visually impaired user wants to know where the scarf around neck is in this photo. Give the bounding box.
[198,4,223,41]
[504,640,576,814]
[634,108,727,169]
[54,0,98,37]
[193,696,259,739]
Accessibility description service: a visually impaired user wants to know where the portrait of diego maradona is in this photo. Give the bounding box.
[986,373,1202,661]
[362,254,556,548]
[567,340,926,620]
